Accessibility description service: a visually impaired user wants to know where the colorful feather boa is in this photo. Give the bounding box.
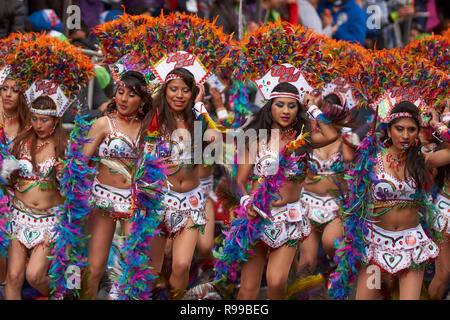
[0,125,11,257]
[116,140,168,300]
[328,129,380,300]
[48,112,96,297]
[213,134,308,282]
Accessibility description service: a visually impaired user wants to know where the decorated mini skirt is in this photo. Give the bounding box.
[161,184,207,237]
[8,197,59,249]
[90,177,133,220]
[199,174,214,200]
[301,190,341,229]
[363,223,439,274]
[260,199,311,249]
[433,193,450,237]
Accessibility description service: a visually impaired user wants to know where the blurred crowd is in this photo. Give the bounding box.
[1,0,448,47]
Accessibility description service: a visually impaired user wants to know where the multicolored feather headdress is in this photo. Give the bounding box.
[354,48,448,114]
[371,87,429,124]
[238,21,337,89]
[3,32,94,117]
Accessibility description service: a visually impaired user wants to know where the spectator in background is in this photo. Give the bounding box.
[0,0,27,39]
[320,0,367,45]
[27,9,63,33]
[297,0,333,36]
[28,0,64,20]
[361,0,419,49]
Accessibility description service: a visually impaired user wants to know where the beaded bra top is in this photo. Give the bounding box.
[98,116,140,160]
[371,153,418,209]
[253,140,302,178]
[307,151,346,176]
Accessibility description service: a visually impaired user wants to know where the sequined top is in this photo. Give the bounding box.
[98,116,140,160]
[372,153,419,209]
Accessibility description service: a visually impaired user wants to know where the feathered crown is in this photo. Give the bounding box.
[3,32,94,117]
[355,48,448,115]
[151,51,211,85]
[403,34,450,74]
[238,21,338,94]
[123,12,239,132]
[371,87,429,125]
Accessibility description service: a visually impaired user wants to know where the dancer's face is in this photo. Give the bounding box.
[388,117,419,151]
[115,85,143,116]
[0,79,20,113]
[165,79,192,113]
[31,113,57,139]
[271,97,299,129]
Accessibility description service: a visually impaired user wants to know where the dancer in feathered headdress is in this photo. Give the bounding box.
[0,32,94,299]
[328,47,450,300]
[111,11,240,299]
[74,12,163,300]
[213,21,344,299]
[0,33,37,279]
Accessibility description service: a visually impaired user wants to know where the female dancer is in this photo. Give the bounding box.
[146,67,209,299]
[80,70,151,300]
[354,102,449,300]
[0,72,29,285]
[4,95,67,299]
[234,82,339,300]
[297,92,355,277]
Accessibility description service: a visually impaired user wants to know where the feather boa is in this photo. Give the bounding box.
[116,140,168,300]
[0,126,10,258]
[328,129,379,300]
[213,134,308,282]
[47,112,96,297]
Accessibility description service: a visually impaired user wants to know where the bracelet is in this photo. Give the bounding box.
[193,102,207,118]
[240,195,251,207]
[442,112,450,123]
[307,105,322,120]
[216,109,228,120]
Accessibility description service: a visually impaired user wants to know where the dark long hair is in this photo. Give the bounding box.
[244,82,312,155]
[144,68,199,139]
[321,93,350,124]
[107,70,152,119]
[12,96,68,179]
[382,101,431,191]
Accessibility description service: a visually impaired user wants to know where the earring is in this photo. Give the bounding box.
[383,137,392,148]
[50,125,56,136]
